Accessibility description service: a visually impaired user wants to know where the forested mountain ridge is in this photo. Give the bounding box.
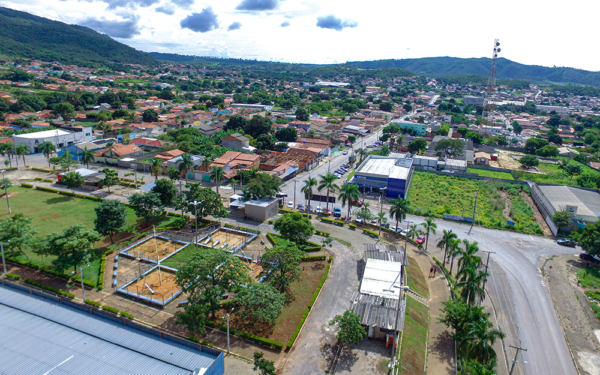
[0,7,157,67]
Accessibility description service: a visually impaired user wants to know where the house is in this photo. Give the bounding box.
[211,151,260,175]
[221,133,250,150]
[94,143,144,159]
[155,149,185,161]
[131,137,167,150]
[195,123,218,137]
[474,152,491,166]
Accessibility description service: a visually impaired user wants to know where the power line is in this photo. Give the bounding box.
[509,345,527,375]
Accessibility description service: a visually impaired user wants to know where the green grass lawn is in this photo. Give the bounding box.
[408,171,542,234]
[267,233,320,252]
[467,167,514,180]
[347,169,356,181]
[407,256,428,298]
[161,244,197,269]
[399,296,429,374]
[522,160,599,187]
[0,186,180,284]
[577,267,600,288]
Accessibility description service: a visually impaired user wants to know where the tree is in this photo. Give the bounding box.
[355,203,375,222]
[552,210,572,231]
[437,229,458,267]
[181,182,228,222]
[403,103,412,112]
[0,214,37,260]
[448,238,462,274]
[33,224,101,273]
[253,352,276,375]
[348,134,357,143]
[260,243,303,293]
[379,101,393,112]
[519,155,539,169]
[242,173,282,200]
[317,172,339,210]
[175,250,252,333]
[536,145,559,157]
[237,283,285,324]
[338,183,360,219]
[142,108,159,122]
[420,217,437,250]
[273,212,315,243]
[329,310,365,345]
[62,171,84,192]
[101,168,120,193]
[435,138,465,158]
[94,199,127,243]
[389,198,411,232]
[128,192,164,224]
[512,121,523,135]
[301,177,317,210]
[53,102,76,121]
[564,163,582,179]
[178,153,194,186]
[80,147,95,168]
[295,107,309,121]
[151,178,178,207]
[149,158,162,179]
[210,166,225,194]
[465,131,484,145]
[15,144,29,167]
[275,127,298,142]
[223,115,249,132]
[246,116,272,138]
[376,211,387,235]
[356,148,369,164]
[575,221,600,256]
[38,141,56,167]
[524,138,548,154]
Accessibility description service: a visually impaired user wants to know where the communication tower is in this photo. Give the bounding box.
[482,39,501,125]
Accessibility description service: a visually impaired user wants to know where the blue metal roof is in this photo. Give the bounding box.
[0,284,222,375]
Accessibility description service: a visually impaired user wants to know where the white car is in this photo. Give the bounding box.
[287,201,294,209]
[316,207,323,214]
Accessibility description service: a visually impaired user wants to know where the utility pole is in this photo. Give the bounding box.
[378,188,386,236]
[1,242,6,275]
[481,250,495,292]
[509,345,527,375]
[293,180,297,209]
[468,192,479,235]
[1,170,10,213]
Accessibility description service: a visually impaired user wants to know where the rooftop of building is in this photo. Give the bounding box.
[538,185,600,218]
[356,155,412,180]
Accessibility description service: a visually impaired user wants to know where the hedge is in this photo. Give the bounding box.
[5,273,20,280]
[315,230,330,236]
[35,177,42,181]
[6,257,40,270]
[223,223,260,234]
[320,217,344,226]
[42,179,54,183]
[278,208,295,214]
[349,224,357,229]
[24,279,75,299]
[287,308,310,349]
[21,183,33,188]
[72,276,97,289]
[301,255,327,261]
[309,263,330,308]
[39,266,71,281]
[103,305,120,314]
[32,167,58,174]
[120,311,135,320]
[84,299,101,308]
[266,233,321,252]
[362,228,379,238]
[239,332,284,351]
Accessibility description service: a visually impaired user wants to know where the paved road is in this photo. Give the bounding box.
[409,216,578,375]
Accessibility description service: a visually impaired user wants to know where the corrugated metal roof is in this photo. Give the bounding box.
[0,285,219,375]
[349,292,406,331]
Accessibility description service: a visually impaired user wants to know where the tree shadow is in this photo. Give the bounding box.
[333,344,360,373]
[431,330,456,368]
[357,259,365,282]
[44,196,73,205]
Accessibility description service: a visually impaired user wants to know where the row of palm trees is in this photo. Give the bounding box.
[0,142,30,168]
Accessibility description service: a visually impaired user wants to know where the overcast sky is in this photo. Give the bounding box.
[2,0,599,71]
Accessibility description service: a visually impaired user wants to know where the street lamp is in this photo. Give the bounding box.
[225,307,235,353]
[1,240,9,275]
[1,170,10,213]
[79,264,90,301]
[190,200,202,252]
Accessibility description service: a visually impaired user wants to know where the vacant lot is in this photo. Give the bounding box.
[0,186,180,285]
[408,172,542,234]
[467,167,514,180]
[521,160,600,187]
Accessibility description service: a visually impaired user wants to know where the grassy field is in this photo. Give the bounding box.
[399,296,429,374]
[467,167,514,180]
[577,267,600,288]
[408,171,542,234]
[407,256,428,298]
[521,160,599,187]
[0,186,180,284]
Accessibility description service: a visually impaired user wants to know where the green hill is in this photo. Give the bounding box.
[345,57,600,86]
[0,7,157,67]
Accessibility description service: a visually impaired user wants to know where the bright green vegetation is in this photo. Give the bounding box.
[408,171,542,234]
[0,186,179,284]
[406,256,428,298]
[522,160,599,187]
[161,244,197,269]
[467,168,514,180]
[577,267,600,288]
[585,291,600,321]
[399,296,429,374]
[347,169,356,181]
[267,233,321,252]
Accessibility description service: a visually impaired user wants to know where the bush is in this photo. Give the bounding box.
[320,217,344,226]
[120,311,135,320]
[279,208,295,214]
[432,256,456,285]
[24,279,75,299]
[6,256,40,270]
[201,340,209,346]
[32,167,58,174]
[301,255,327,261]
[268,220,274,224]
[35,177,42,181]
[349,224,357,229]
[188,335,200,343]
[72,276,97,288]
[238,332,284,351]
[315,230,330,236]
[5,273,20,280]
[84,299,101,308]
[40,267,71,280]
[287,308,310,348]
[266,232,322,252]
[102,305,119,314]
[21,183,33,188]
[362,228,379,238]
[42,179,54,183]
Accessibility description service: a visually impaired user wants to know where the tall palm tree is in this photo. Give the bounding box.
[210,166,224,194]
[437,229,458,267]
[376,211,387,236]
[448,238,462,274]
[356,148,368,164]
[149,158,162,180]
[419,217,437,251]
[80,147,95,168]
[178,153,194,186]
[301,176,317,211]
[338,183,360,219]
[106,141,115,156]
[201,157,212,172]
[409,223,418,239]
[456,265,488,305]
[389,198,411,231]
[457,240,481,275]
[467,317,505,365]
[15,145,28,167]
[396,135,404,151]
[317,172,339,210]
[0,143,11,168]
[38,141,56,167]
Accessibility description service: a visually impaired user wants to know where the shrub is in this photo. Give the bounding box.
[301,255,327,261]
[266,232,322,252]
[278,208,295,214]
[432,256,456,285]
[315,230,330,236]
[268,220,274,224]
[287,308,310,348]
[349,224,357,229]
[238,332,284,351]
[201,340,209,346]
[24,279,75,299]
[5,273,20,280]
[32,167,58,174]
[103,305,119,314]
[21,183,33,188]
[188,335,200,343]
[40,267,71,280]
[362,228,379,237]
[320,217,344,226]
[42,179,54,183]
[120,311,135,320]
[35,177,42,181]
[84,299,101,308]
[72,276,97,288]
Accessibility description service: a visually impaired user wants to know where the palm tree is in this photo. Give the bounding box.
[210,166,224,194]
[389,198,411,232]
[149,158,162,180]
[201,157,212,172]
[448,238,462,274]
[230,178,239,194]
[301,176,317,211]
[317,172,339,210]
[178,153,194,186]
[457,240,481,275]
[456,264,488,305]
[419,217,437,251]
[38,141,56,167]
[15,145,28,167]
[80,147,95,168]
[437,229,458,267]
[106,141,115,156]
[467,317,505,365]
[0,143,11,168]
[396,135,404,151]
[376,211,387,236]
[409,224,418,239]
[338,183,360,219]
[356,148,368,164]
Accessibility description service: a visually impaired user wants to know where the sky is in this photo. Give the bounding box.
[1,0,599,71]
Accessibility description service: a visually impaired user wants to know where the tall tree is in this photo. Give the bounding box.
[338,183,360,219]
[318,172,339,211]
[242,173,282,200]
[178,153,194,186]
[574,221,600,256]
[301,176,317,210]
[260,243,303,293]
[210,166,224,195]
[94,199,127,243]
[15,144,29,167]
[151,178,178,207]
[80,147,96,168]
[101,168,120,193]
[38,141,56,167]
[53,102,76,121]
[253,352,276,375]
[142,108,159,122]
[149,158,162,180]
[236,283,285,324]
[128,192,164,224]
[329,310,366,345]
[273,212,315,243]
[181,182,228,222]
[62,171,84,192]
[0,213,37,260]
[389,198,411,232]
[448,238,462,275]
[437,229,458,267]
[420,217,437,250]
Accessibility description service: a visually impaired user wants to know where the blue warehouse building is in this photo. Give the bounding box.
[349,155,414,199]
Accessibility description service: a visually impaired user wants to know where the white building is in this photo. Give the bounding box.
[536,105,570,115]
[12,128,93,154]
[463,95,485,106]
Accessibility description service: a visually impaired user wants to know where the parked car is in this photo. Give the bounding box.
[355,217,364,223]
[580,252,600,263]
[352,200,363,207]
[370,220,378,226]
[316,206,323,214]
[287,201,294,209]
[333,208,342,217]
[308,205,314,212]
[342,164,350,168]
[400,229,412,237]
[343,150,348,155]
[297,203,304,210]
[389,225,400,232]
[557,238,576,247]
[416,235,426,245]
[324,208,332,215]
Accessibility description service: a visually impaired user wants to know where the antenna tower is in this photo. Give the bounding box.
[483,39,501,125]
